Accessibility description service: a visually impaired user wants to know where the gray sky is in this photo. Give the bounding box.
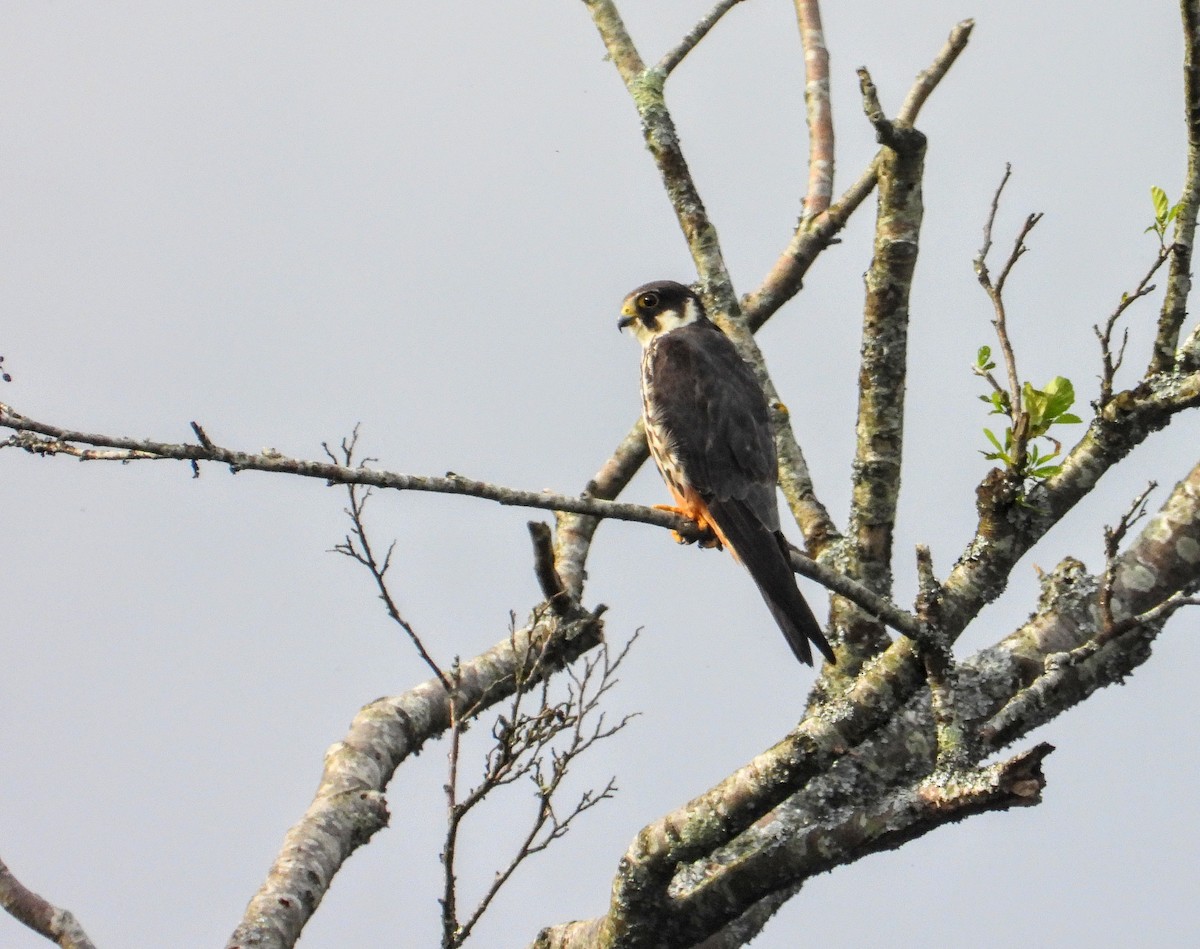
[3,2,1198,947]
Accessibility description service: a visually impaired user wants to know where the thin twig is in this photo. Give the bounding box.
[1094,481,1158,649]
[656,0,746,76]
[1096,245,1173,407]
[443,633,636,947]
[326,430,450,690]
[896,19,975,124]
[973,169,1043,470]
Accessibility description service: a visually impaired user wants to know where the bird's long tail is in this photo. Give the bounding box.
[706,497,836,667]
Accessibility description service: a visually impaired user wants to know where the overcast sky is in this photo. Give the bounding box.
[3,2,1198,947]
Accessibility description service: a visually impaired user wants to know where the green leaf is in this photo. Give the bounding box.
[1056,413,1082,425]
[983,427,1010,461]
[976,345,992,368]
[1041,376,1076,419]
[1152,185,1169,223]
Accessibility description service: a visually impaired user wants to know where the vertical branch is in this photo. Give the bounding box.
[973,170,1044,476]
[794,1,834,220]
[742,19,973,328]
[441,682,464,949]
[833,69,927,667]
[1150,0,1200,373]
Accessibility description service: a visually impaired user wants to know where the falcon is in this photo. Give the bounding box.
[618,280,836,666]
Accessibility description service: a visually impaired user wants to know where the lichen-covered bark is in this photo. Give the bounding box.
[535,460,1200,949]
[835,121,926,669]
[227,607,602,949]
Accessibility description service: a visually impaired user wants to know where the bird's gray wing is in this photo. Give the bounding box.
[648,321,835,666]
[647,320,779,529]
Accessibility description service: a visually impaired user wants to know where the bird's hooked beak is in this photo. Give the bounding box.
[617,300,637,332]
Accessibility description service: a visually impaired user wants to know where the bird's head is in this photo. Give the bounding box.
[617,280,705,347]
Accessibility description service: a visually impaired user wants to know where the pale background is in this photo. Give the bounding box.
[2,2,1198,947]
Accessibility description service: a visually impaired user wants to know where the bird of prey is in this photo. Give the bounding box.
[618,280,836,666]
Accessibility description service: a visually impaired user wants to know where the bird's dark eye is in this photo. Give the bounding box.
[638,292,660,310]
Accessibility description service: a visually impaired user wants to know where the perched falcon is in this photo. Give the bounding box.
[618,280,836,667]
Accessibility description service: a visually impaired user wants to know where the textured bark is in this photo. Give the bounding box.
[227,607,602,949]
[532,460,1200,949]
[1150,0,1200,373]
[0,857,97,949]
[836,100,927,669]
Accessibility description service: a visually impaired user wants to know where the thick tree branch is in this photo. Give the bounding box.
[834,69,927,667]
[944,370,1200,641]
[587,2,839,557]
[544,456,1200,948]
[585,0,732,296]
[226,605,604,949]
[659,745,1051,947]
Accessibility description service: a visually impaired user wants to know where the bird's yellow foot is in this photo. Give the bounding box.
[652,504,722,549]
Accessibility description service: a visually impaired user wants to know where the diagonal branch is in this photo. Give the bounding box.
[547,455,1200,949]
[742,19,973,329]
[226,604,604,949]
[0,855,97,949]
[656,0,746,77]
[584,0,733,297]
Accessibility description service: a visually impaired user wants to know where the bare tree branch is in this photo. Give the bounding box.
[743,19,974,329]
[327,429,451,689]
[832,67,927,668]
[444,634,636,947]
[973,167,1044,470]
[537,453,1200,948]
[656,0,746,77]
[0,403,914,633]
[225,604,604,949]
[794,0,834,220]
[0,856,96,949]
[1149,0,1200,372]
[1095,244,1173,407]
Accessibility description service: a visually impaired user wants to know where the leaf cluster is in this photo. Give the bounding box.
[1146,185,1181,247]
[976,347,1081,479]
